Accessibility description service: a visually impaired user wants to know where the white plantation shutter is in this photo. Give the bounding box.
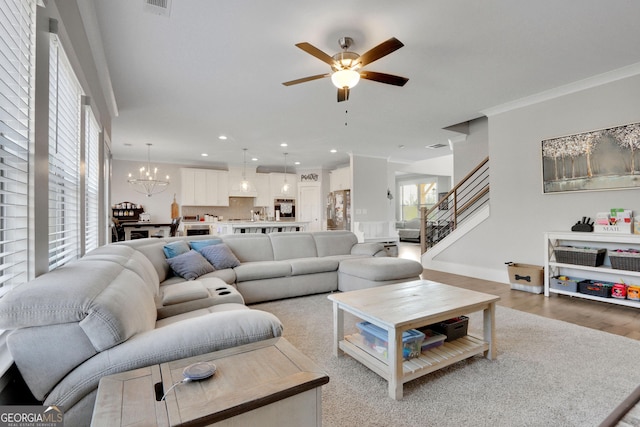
[85,107,100,252]
[48,34,82,269]
[0,0,34,291]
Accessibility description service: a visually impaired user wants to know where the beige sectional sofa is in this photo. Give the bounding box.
[0,231,423,426]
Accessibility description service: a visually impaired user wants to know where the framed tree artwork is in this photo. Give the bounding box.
[541,121,640,193]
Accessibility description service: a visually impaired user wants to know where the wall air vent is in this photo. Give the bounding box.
[425,143,447,149]
[144,0,172,17]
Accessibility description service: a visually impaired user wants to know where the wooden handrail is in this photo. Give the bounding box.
[420,156,489,253]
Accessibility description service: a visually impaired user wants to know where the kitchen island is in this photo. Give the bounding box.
[181,221,308,236]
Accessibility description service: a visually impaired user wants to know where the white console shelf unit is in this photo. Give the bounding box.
[544,231,640,309]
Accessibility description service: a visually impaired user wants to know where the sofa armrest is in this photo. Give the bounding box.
[44,307,283,410]
[350,242,386,257]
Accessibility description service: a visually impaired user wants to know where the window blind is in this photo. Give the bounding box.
[0,0,34,291]
[84,107,100,252]
[48,34,82,270]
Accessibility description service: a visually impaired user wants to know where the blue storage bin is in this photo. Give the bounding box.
[356,321,425,360]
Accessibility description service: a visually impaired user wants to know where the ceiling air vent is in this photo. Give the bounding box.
[144,0,172,17]
[425,143,447,149]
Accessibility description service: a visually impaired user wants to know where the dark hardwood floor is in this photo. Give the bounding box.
[398,242,640,341]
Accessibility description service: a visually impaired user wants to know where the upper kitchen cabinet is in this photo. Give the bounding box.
[254,173,271,207]
[181,168,229,206]
[330,166,351,192]
[228,166,257,197]
[269,173,297,199]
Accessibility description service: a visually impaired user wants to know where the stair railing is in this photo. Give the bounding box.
[420,156,490,254]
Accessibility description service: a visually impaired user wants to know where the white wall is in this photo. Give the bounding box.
[112,159,184,223]
[452,117,488,185]
[351,155,390,222]
[430,73,640,283]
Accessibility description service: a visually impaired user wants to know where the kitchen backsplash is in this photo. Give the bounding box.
[182,197,257,221]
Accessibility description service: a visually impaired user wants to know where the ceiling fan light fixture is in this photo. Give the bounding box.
[331,69,360,89]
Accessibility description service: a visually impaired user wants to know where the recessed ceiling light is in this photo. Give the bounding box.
[294,161,300,165]
[218,135,227,140]
[201,153,208,157]
[398,144,405,149]
[251,157,258,161]
[330,149,337,153]
[280,143,288,147]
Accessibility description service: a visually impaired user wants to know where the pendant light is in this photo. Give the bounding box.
[281,152,290,195]
[127,143,170,197]
[240,148,250,192]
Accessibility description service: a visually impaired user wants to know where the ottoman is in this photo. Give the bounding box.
[338,257,423,292]
[157,278,245,318]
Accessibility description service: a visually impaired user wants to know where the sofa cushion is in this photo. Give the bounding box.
[339,257,424,281]
[166,250,215,280]
[269,232,318,260]
[189,238,223,252]
[289,257,340,275]
[234,261,292,282]
[199,243,241,270]
[83,245,160,295]
[161,281,209,305]
[312,231,358,257]
[163,241,191,258]
[0,259,157,352]
[221,234,274,262]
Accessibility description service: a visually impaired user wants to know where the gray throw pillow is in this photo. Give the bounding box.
[166,249,215,280]
[200,243,241,270]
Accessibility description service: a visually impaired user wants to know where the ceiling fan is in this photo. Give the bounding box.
[282,36,409,102]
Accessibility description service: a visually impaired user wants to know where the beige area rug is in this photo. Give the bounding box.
[251,293,640,427]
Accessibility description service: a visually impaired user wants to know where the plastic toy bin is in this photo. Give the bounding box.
[356,321,425,360]
[550,275,582,293]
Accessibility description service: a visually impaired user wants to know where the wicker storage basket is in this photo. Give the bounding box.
[609,250,640,272]
[554,246,606,266]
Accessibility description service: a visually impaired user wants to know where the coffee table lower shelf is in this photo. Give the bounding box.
[341,333,489,383]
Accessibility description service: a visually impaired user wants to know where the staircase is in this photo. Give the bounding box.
[420,157,490,255]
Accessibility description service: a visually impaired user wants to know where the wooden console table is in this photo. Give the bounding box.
[91,338,329,427]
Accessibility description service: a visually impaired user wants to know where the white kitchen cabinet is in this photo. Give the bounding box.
[269,173,297,199]
[329,167,351,192]
[544,231,640,309]
[181,168,229,206]
[227,166,257,197]
[254,173,271,207]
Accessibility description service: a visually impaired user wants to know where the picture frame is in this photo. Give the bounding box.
[541,121,640,194]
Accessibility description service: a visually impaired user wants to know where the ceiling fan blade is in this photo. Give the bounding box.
[337,87,349,102]
[360,71,409,87]
[295,42,337,67]
[282,74,329,86]
[356,37,404,68]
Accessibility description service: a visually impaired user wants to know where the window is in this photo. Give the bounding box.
[84,107,100,253]
[400,182,438,220]
[48,34,82,270]
[0,0,35,292]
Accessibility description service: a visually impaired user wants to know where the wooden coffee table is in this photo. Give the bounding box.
[328,279,500,399]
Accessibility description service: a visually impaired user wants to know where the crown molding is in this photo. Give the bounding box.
[481,62,640,117]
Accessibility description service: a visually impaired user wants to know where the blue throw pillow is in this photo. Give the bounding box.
[166,250,215,280]
[190,238,223,252]
[200,243,241,270]
[163,241,191,258]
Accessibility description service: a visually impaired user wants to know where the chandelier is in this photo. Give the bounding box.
[128,143,170,197]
